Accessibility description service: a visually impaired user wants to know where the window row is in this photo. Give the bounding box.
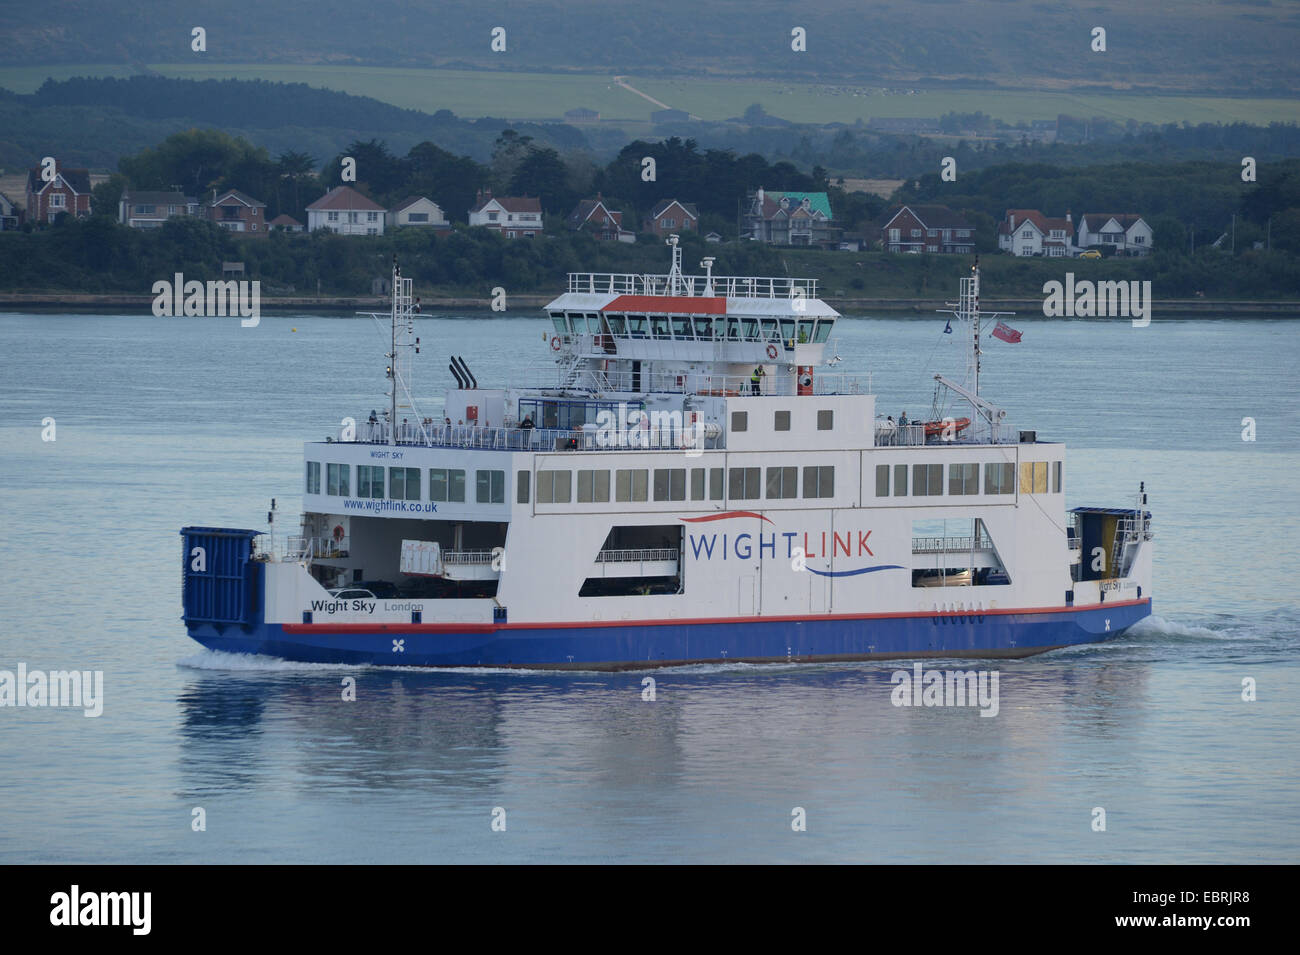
[521,465,836,504]
[307,463,507,504]
[873,460,1059,497]
[731,409,834,433]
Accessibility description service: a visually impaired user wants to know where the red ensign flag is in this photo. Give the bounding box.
[991,320,1022,343]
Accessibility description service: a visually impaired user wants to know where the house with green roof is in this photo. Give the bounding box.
[744,187,836,247]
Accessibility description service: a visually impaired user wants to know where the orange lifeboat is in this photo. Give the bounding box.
[923,417,971,437]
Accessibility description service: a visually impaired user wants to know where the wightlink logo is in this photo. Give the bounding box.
[890,663,999,717]
[1042,272,1151,327]
[151,271,260,326]
[0,663,103,717]
[681,512,903,578]
[50,885,150,935]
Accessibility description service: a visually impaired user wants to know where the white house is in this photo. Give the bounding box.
[468,189,543,238]
[388,196,450,230]
[998,209,1074,257]
[306,186,386,235]
[1077,214,1153,256]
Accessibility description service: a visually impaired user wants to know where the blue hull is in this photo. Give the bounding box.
[185,599,1151,669]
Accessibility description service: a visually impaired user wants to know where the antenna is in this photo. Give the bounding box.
[934,259,1014,440]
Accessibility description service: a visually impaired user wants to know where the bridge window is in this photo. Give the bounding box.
[813,320,833,343]
[654,468,686,501]
[550,313,566,335]
[984,462,1014,495]
[798,320,814,344]
[430,468,466,502]
[517,470,530,504]
[774,410,791,431]
[729,467,762,500]
[875,464,890,497]
[817,410,833,430]
[803,465,834,498]
[476,469,505,504]
[389,467,421,501]
[650,316,670,339]
[607,315,626,335]
[1020,461,1048,495]
[326,463,350,496]
[357,465,384,499]
[913,463,944,496]
[578,469,610,503]
[306,461,320,495]
[537,469,572,504]
[671,317,692,339]
[616,468,648,502]
[948,463,978,495]
[626,315,648,337]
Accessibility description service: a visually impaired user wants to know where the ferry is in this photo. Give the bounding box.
[180,238,1153,668]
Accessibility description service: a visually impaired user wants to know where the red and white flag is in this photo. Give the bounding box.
[991,320,1022,343]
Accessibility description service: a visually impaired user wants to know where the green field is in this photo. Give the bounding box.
[2,63,1298,127]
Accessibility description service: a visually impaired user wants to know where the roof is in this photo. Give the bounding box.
[28,163,91,194]
[306,185,385,212]
[123,190,192,204]
[269,214,302,226]
[469,194,542,214]
[1070,507,1152,518]
[647,198,699,219]
[390,195,440,213]
[567,198,622,226]
[879,204,973,231]
[999,209,1071,237]
[760,191,832,220]
[211,188,265,208]
[1080,214,1146,232]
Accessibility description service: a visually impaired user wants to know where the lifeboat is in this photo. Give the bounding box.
[923,417,971,437]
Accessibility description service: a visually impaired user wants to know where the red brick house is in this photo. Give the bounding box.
[878,204,975,254]
[566,195,635,242]
[642,199,699,237]
[204,189,267,237]
[26,160,92,224]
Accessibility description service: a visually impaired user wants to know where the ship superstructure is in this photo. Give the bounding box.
[181,238,1152,667]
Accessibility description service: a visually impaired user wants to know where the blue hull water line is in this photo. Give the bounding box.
[185,600,1151,669]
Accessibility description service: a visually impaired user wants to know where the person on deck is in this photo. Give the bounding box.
[750,366,765,395]
[520,415,535,431]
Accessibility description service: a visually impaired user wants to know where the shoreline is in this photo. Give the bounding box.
[1,292,1297,315]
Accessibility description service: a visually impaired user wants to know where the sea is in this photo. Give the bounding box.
[0,307,1297,864]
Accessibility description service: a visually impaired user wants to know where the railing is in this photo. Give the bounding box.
[874,419,1021,447]
[595,548,680,563]
[912,535,994,554]
[280,535,350,561]
[550,368,871,396]
[442,550,499,566]
[567,272,818,299]
[347,421,720,452]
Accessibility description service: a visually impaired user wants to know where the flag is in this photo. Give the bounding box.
[943,320,952,334]
[991,320,1022,343]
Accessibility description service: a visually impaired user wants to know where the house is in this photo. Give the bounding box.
[119,190,200,228]
[467,190,543,238]
[26,160,92,224]
[564,107,600,124]
[269,214,304,233]
[744,188,835,247]
[877,204,975,254]
[388,196,450,231]
[566,195,635,242]
[204,189,267,237]
[651,108,691,124]
[704,231,723,243]
[306,185,386,235]
[0,192,19,230]
[838,232,868,252]
[998,209,1074,257]
[1077,214,1153,256]
[642,199,699,238]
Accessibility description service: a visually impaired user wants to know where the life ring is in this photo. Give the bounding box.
[550,336,562,351]
[765,343,779,359]
[332,524,345,542]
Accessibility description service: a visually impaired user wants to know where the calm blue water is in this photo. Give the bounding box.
[1,309,1297,863]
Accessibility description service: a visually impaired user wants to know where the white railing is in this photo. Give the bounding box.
[912,536,994,554]
[567,271,818,299]
[442,551,499,566]
[551,368,871,396]
[282,535,350,561]
[347,420,721,452]
[874,420,1021,447]
[595,548,680,563]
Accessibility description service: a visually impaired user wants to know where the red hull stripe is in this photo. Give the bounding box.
[282,597,1151,635]
[679,510,773,524]
[605,294,726,315]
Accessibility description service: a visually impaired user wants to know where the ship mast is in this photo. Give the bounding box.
[935,258,1012,439]
[384,256,422,445]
